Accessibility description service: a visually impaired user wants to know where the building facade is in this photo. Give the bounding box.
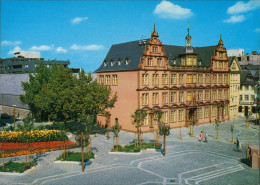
[239,68,257,118]
[229,57,241,119]
[0,51,70,74]
[96,26,230,133]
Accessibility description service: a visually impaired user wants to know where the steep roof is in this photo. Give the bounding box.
[240,69,256,85]
[95,40,217,72]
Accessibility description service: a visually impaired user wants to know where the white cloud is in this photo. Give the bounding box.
[56,47,67,53]
[71,17,88,24]
[30,45,53,51]
[8,46,22,55]
[1,40,22,46]
[223,15,246,23]
[255,28,260,32]
[70,44,105,51]
[153,0,193,19]
[227,0,260,14]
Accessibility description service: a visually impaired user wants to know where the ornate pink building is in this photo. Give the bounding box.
[96,25,230,133]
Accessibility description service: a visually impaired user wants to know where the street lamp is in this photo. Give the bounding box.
[159,122,170,156]
[13,105,16,129]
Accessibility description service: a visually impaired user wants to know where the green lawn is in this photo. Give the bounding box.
[0,161,37,173]
[56,151,95,162]
[111,142,162,152]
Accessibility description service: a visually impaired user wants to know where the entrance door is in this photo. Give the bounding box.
[245,106,248,117]
[189,110,194,121]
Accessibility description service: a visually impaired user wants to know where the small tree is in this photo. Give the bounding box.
[214,119,221,140]
[131,109,147,147]
[17,115,34,131]
[112,118,121,151]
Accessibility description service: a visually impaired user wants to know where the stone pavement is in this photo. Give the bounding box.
[0,117,259,185]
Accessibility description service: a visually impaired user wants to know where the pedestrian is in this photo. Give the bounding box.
[236,135,240,151]
[199,131,203,142]
[204,132,208,143]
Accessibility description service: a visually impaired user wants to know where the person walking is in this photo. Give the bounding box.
[199,131,203,142]
[204,132,208,143]
[236,135,240,151]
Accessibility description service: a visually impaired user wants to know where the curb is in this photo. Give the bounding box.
[108,148,161,155]
[54,160,92,165]
[0,164,40,176]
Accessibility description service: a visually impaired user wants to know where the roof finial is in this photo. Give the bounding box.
[154,23,156,32]
[187,23,190,36]
[220,34,222,40]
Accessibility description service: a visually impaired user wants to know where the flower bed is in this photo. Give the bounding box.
[0,140,75,157]
[0,130,68,143]
[110,142,162,153]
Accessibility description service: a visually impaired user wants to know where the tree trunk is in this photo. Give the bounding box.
[2,152,4,169]
[81,132,84,172]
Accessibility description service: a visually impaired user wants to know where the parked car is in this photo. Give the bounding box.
[1,113,10,119]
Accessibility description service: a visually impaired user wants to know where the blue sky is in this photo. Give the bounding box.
[1,0,259,72]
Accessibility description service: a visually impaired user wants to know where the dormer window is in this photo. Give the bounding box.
[126,60,128,65]
[118,61,121,65]
[111,61,113,66]
[153,46,158,53]
[198,61,201,66]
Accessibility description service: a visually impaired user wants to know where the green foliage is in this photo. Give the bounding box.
[0,161,37,173]
[112,118,121,137]
[214,119,220,129]
[56,152,95,162]
[17,115,34,131]
[230,125,234,133]
[19,64,117,126]
[131,109,147,128]
[153,110,162,125]
[110,142,162,152]
[4,126,14,131]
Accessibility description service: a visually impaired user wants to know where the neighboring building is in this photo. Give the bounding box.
[229,57,241,119]
[0,51,70,74]
[96,26,230,133]
[227,49,244,57]
[238,51,260,66]
[239,68,258,119]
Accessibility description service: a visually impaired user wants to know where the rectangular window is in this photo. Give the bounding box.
[162,74,168,85]
[224,62,228,69]
[112,75,118,85]
[187,74,192,83]
[170,74,177,84]
[148,58,153,66]
[179,92,184,102]
[157,58,162,66]
[100,75,104,84]
[198,74,203,84]
[178,110,184,121]
[245,86,249,91]
[251,95,255,101]
[24,65,29,68]
[213,75,217,84]
[162,92,168,104]
[245,95,249,101]
[170,91,177,103]
[152,74,159,85]
[212,107,217,117]
[187,57,192,65]
[142,93,148,105]
[224,90,228,99]
[205,90,210,101]
[224,106,228,116]
[219,62,223,69]
[218,74,222,84]
[170,110,177,122]
[142,74,149,85]
[193,75,197,83]
[224,75,228,84]
[179,74,184,84]
[105,75,110,85]
[240,95,243,101]
[214,62,217,69]
[218,89,222,100]
[213,90,217,100]
[198,91,203,101]
[187,91,192,101]
[142,115,149,126]
[197,108,202,119]
[205,74,210,84]
[152,93,159,105]
[219,53,223,58]
[162,112,168,124]
[204,107,209,118]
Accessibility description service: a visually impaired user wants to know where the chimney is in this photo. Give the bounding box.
[252,51,257,55]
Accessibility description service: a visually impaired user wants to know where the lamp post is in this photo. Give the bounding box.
[13,105,16,129]
[159,122,170,156]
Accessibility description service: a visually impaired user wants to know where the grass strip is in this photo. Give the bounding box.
[111,142,162,152]
[0,161,37,173]
[56,151,95,162]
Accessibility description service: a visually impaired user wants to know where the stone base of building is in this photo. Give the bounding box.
[0,105,30,119]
